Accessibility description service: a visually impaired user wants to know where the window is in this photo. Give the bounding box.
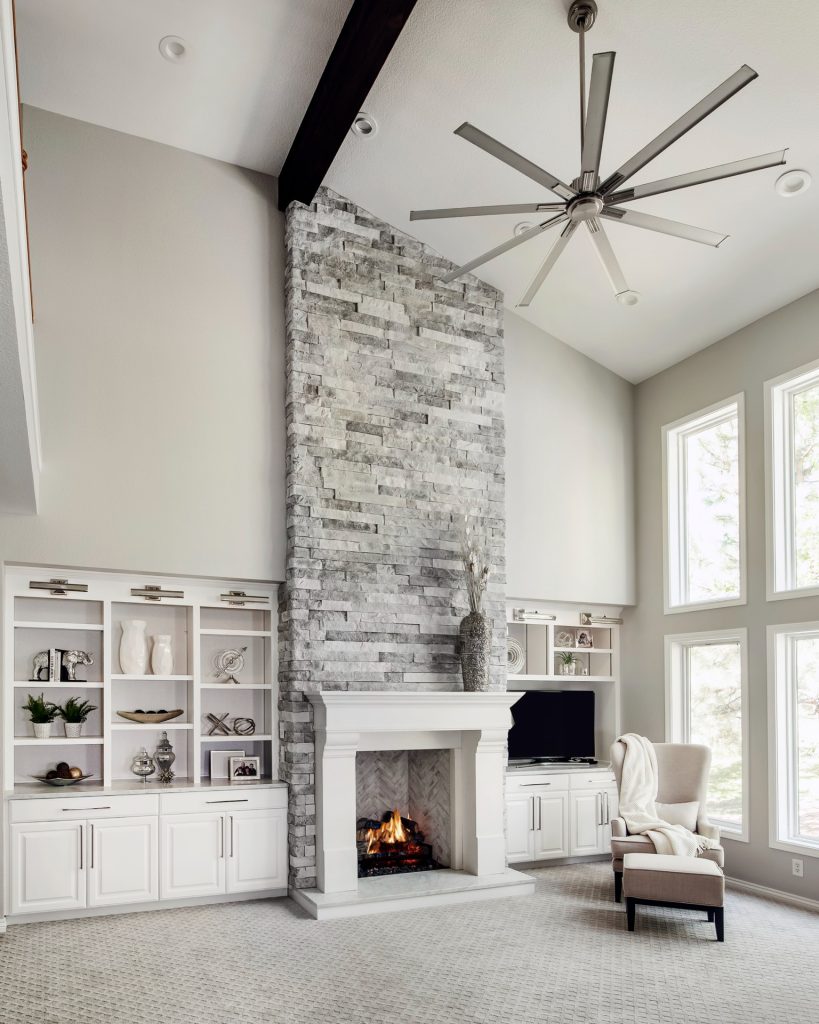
[663,395,745,611]
[666,629,749,841]
[767,358,819,598]
[769,623,819,856]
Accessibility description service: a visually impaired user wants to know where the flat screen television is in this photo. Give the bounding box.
[508,690,595,762]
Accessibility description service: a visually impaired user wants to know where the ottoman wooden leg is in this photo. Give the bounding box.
[614,871,623,903]
[626,897,636,932]
[714,907,724,942]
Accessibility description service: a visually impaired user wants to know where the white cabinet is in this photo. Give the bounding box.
[10,821,85,915]
[505,783,568,864]
[569,786,618,856]
[160,807,287,899]
[506,771,617,863]
[161,813,226,900]
[226,809,288,893]
[88,816,158,908]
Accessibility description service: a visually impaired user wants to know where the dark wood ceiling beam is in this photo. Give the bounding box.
[277,0,417,211]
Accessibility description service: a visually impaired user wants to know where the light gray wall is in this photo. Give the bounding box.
[504,310,635,606]
[623,288,819,900]
[0,108,286,581]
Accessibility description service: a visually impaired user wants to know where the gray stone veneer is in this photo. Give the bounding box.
[279,188,506,888]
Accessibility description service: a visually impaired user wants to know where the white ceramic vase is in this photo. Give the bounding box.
[151,634,173,676]
[32,721,51,739]
[120,619,148,675]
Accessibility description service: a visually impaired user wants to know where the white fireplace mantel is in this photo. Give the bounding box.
[298,690,529,916]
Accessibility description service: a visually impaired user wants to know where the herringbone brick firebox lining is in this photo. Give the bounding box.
[279,188,507,888]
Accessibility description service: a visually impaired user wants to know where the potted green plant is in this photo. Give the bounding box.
[22,693,60,739]
[559,651,577,676]
[58,697,98,738]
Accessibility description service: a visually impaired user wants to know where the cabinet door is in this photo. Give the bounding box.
[226,809,287,893]
[532,791,569,860]
[10,821,85,915]
[88,816,158,908]
[600,787,619,852]
[505,793,534,863]
[160,813,225,899]
[569,791,603,856]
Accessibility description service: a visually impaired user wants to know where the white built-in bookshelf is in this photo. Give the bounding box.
[506,605,622,761]
[3,566,277,791]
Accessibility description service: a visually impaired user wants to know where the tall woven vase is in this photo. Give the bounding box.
[460,611,492,692]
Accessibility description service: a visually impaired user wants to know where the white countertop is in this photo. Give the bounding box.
[5,777,288,800]
[507,761,613,775]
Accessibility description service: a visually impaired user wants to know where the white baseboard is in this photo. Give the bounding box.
[0,917,6,935]
[726,876,819,913]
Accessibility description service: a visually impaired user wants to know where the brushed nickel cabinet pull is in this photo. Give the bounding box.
[219,816,224,858]
[79,824,83,870]
[62,805,110,812]
[538,796,543,831]
[206,798,249,805]
[230,815,235,858]
[520,782,551,787]
[90,823,94,869]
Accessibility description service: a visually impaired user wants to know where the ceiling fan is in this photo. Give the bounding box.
[410,0,787,307]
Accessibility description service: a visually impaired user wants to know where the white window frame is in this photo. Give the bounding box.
[662,394,747,613]
[768,620,819,858]
[665,627,749,842]
[765,357,819,600]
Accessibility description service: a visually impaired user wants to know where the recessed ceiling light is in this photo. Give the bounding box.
[513,221,535,236]
[159,35,187,62]
[616,290,640,306]
[351,112,378,137]
[775,169,811,197]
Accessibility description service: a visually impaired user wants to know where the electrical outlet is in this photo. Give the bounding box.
[792,858,804,878]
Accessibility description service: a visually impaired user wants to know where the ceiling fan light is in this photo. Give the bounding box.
[775,169,811,197]
[616,290,640,306]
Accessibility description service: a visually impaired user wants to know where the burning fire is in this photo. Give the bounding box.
[366,808,408,852]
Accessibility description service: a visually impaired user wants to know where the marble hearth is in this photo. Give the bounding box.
[290,692,535,919]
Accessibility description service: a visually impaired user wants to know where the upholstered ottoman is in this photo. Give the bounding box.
[623,852,725,941]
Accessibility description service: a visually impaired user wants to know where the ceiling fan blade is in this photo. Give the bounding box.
[607,149,788,204]
[410,202,564,221]
[455,123,576,200]
[581,52,616,188]
[586,219,628,295]
[440,214,568,284]
[517,221,578,307]
[601,207,727,247]
[599,65,758,194]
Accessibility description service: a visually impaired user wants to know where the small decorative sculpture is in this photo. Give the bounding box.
[206,712,231,736]
[213,647,247,685]
[154,731,176,784]
[32,649,93,682]
[233,717,256,736]
[62,650,94,681]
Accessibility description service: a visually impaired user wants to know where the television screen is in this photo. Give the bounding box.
[508,690,595,761]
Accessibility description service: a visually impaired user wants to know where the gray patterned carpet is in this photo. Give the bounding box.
[0,863,815,1024]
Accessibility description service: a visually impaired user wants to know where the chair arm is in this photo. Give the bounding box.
[610,816,628,838]
[697,817,721,842]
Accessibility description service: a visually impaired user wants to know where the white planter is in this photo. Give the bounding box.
[120,619,148,675]
[32,722,51,739]
[64,722,83,738]
[151,634,173,676]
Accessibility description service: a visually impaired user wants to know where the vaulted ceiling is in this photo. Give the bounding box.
[16,0,819,381]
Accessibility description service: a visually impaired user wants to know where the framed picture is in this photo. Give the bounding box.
[576,630,593,649]
[210,748,245,780]
[229,755,260,782]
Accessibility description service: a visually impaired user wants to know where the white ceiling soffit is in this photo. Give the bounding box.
[327,0,819,382]
[15,0,353,176]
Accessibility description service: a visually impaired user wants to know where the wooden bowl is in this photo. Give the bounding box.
[32,773,95,787]
[116,709,184,724]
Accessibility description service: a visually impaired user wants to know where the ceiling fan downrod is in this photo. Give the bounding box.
[568,1,598,153]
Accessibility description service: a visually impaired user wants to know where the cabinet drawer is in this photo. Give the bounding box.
[508,773,569,792]
[9,794,159,824]
[159,787,286,816]
[569,772,616,790]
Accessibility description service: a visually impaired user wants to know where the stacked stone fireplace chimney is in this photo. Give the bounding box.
[279,188,507,889]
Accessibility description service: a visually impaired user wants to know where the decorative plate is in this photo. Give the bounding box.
[117,709,184,724]
[507,637,525,674]
[32,773,95,787]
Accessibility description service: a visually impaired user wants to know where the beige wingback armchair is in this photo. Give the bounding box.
[609,740,724,902]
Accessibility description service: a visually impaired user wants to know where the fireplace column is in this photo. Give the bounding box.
[314,729,360,894]
[460,728,510,876]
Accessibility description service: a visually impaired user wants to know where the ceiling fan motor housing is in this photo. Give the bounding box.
[568,0,598,33]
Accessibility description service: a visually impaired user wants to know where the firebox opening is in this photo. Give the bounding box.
[356,808,440,877]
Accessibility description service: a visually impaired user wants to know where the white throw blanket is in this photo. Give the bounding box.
[617,733,719,857]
